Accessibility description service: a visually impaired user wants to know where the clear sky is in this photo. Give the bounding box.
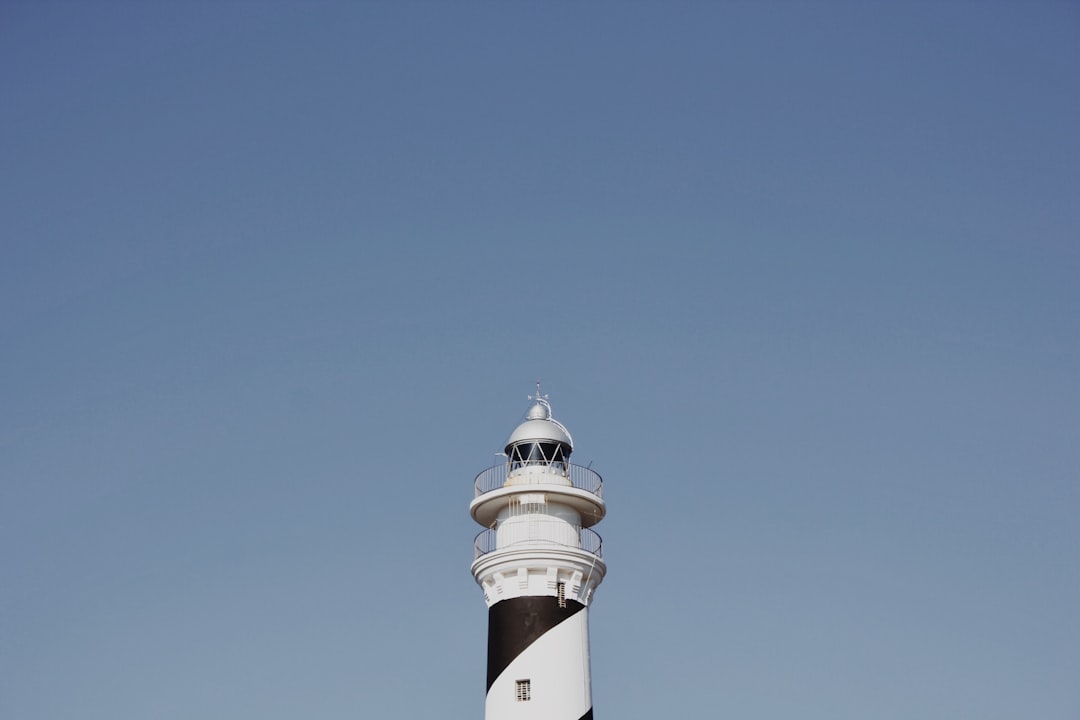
[2,2,1077,718]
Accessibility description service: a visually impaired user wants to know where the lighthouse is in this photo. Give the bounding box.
[469,388,607,720]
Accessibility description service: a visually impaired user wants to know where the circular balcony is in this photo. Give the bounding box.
[470,462,606,529]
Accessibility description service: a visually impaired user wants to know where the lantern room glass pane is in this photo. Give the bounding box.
[508,441,570,470]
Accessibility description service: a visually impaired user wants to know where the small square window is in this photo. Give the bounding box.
[515,679,531,702]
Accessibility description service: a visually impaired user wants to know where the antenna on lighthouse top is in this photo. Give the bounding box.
[522,380,574,446]
[527,379,551,418]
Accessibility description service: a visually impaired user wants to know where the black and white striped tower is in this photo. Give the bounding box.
[470,387,607,720]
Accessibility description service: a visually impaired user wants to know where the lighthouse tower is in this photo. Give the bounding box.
[470,388,607,720]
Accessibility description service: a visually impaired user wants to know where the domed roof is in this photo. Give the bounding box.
[504,397,574,451]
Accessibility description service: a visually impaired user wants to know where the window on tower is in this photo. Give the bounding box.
[515,679,531,702]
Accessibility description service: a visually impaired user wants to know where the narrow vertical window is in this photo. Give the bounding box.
[515,679,531,702]
[557,581,566,608]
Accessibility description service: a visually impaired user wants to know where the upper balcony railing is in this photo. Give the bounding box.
[474,462,603,498]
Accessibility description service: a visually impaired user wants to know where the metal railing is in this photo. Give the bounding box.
[473,462,603,498]
[473,525,603,560]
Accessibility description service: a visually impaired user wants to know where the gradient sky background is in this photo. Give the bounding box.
[2,2,1078,718]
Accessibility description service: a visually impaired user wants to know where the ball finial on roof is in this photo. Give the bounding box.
[526,401,550,420]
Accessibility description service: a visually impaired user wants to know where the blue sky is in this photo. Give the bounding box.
[2,2,1078,718]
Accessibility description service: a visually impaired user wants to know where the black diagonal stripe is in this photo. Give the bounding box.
[486,595,585,690]
[578,708,593,720]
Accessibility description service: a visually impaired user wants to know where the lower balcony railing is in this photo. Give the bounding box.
[473,523,603,560]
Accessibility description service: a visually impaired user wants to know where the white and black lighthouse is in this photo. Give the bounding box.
[470,388,607,720]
